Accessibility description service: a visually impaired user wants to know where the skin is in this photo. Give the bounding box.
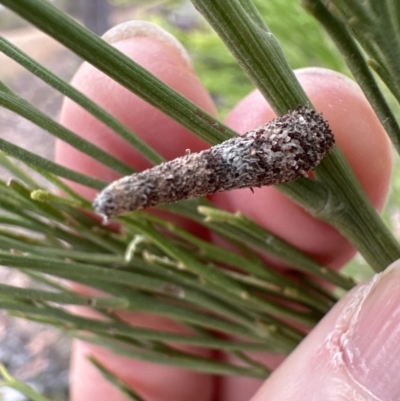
[56,31,399,401]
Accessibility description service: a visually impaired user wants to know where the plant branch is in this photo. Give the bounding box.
[191,0,309,114]
[0,136,106,189]
[302,0,400,154]
[0,88,134,175]
[191,0,400,270]
[0,0,238,145]
[0,36,164,166]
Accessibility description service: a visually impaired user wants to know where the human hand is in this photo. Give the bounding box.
[57,21,398,401]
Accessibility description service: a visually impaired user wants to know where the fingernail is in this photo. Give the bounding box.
[102,20,191,67]
[342,260,400,400]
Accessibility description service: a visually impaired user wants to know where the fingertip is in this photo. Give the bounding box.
[102,20,193,68]
[56,21,216,199]
[296,67,392,210]
[70,283,215,401]
[251,261,400,401]
[60,23,220,401]
[213,68,392,268]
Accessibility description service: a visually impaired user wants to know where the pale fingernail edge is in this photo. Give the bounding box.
[101,20,192,67]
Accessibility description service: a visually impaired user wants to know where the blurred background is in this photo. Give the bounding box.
[0,1,398,400]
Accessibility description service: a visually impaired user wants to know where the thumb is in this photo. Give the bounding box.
[251,260,400,401]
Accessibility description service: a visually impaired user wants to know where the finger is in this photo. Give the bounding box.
[215,69,392,401]
[56,21,215,199]
[56,21,216,401]
[212,68,392,269]
[251,259,400,401]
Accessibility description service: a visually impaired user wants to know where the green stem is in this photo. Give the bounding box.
[126,218,321,326]
[0,0,238,145]
[280,150,400,272]
[192,0,400,270]
[133,213,334,311]
[0,239,124,265]
[0,251,271,337]
[191,0,308,115]
[330,0,400,102]
[302,0,400,154]
[371,2,400,96]
[0,283,128,309]
[0,35,164,166]
[198,206,355,289]
[0,364,52,401]
[387,0,400,39]
[0,89,133,176]
[90,358,148,401]
[0,136,106,189]
[2,300,270,377]
[0,152,39,188]
[91,278,302,347]
[27,167,91,205]
[78,334,269,378]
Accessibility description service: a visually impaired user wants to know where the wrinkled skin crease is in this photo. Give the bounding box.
[317,274,382,401]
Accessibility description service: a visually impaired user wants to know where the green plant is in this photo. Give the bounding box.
[0,0,399,399]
